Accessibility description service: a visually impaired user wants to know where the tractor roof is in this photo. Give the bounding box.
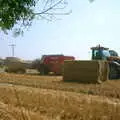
[91,45,109,50]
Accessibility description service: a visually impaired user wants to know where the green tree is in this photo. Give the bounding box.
[0,0,69,34]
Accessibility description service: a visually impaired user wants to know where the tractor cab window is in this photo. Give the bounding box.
[109,50,118,57]
[93,49,110,60]
[93,50,101,59]
[102,50,110,59]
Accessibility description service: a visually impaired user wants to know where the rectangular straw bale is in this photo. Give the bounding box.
[7,62,26,70]
[63,60,109,83]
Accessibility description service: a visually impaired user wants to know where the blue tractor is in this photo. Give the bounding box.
[91,45,120,79]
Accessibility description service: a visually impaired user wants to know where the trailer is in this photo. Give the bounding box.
[38,54,75,75]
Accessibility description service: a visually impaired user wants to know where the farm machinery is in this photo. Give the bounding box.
[34,55,75,75]
[3,55,74,75]
[63,45,120,83]
[91,45,120,79]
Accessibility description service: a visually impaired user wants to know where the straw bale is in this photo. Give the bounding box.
[63,60,109,83]
[5,61,26,73]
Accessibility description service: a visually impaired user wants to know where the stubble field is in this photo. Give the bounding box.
[0,73,120,120]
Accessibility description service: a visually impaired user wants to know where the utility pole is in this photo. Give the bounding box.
[9,44,16,57]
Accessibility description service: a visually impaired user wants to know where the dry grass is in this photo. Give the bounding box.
[0,73,120,119]
[0,73,120,98]
[0,84,120,120]
[0,101,46,120]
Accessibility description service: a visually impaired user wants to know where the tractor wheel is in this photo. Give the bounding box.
[39,64,49,75]
[109,65,119,79]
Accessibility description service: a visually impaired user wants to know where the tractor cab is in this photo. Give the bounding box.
[91,45,110,60]
[91,45,120,79]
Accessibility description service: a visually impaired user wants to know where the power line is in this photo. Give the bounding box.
[9,44,16,57]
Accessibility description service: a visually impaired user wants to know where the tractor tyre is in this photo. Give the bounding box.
[39,64,49,75]
[109,64,119,79]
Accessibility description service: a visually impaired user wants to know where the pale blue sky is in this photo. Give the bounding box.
[1,0,120,60]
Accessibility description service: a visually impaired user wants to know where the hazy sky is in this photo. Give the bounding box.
[1,0,120,60]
